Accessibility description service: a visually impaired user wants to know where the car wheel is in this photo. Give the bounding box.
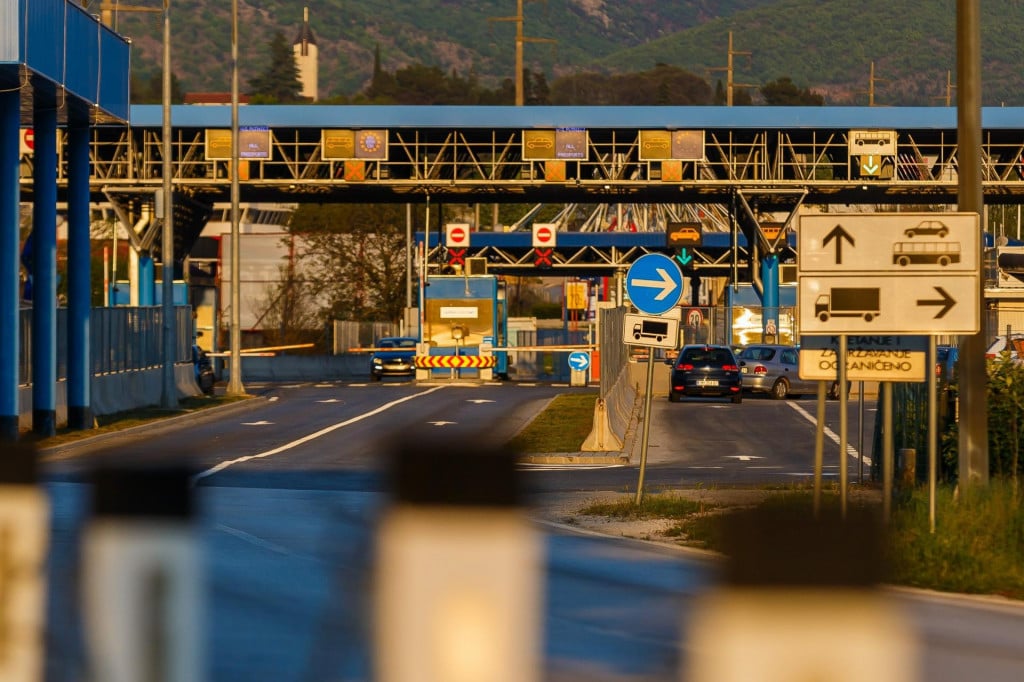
[770,379,789,400]
[371,372,381,382]
[731,394,743,404]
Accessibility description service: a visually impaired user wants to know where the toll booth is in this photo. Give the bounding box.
[419,275,508,379]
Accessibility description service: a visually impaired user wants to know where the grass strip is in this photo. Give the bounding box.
[507,391,598,454]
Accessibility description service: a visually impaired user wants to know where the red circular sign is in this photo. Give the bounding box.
[23,128,34,150]
[447,225,468,247]
[535,225,555,246]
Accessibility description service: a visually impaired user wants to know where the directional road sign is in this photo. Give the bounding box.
[625,253,684,316]
[798,275,978,334]
[797,212,980,335]
[567,351,590,371]
[799,335,927,382]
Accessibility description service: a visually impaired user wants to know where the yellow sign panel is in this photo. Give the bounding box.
[639,130,672,160]
[205,129,232,160]
[523,130,556,160]
[565,282,588,310]
[545,160,566,182]
[322,129,355,159]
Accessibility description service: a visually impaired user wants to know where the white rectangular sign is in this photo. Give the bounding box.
[798,212,979,274]
[623,313,679,349]
[798,275,979,334]
[847,129,897,157]
[440,306,478,319]
[799,335,927,382]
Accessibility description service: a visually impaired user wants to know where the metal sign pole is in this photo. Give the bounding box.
[839,334,848,518]
[928,336,937,532]
[814,381,825,517]
[634,352,655,505]
[883,382,894,522]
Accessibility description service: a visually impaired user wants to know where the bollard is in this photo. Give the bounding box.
[0,443,48,682]
[82,467,204,682]
[374,441,542,682]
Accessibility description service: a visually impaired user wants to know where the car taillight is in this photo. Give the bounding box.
[722,364,739,371]
[753,364,768,375]
[678,363,694,371]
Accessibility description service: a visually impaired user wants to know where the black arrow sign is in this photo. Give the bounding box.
[823,224,855,265]
[917,286,956,318]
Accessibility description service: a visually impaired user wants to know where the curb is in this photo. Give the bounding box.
[39,395,267,460]
[520,452,630,465]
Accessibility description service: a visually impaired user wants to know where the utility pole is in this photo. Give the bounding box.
[932,70,956,107]
[866,61,888,106]
[489,0,555,106]
[708,31,753,106]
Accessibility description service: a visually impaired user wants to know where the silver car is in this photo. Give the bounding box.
[737,344,819,400]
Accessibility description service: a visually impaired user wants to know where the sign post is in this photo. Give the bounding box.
[624,255,684,503]
[798,212,980,522]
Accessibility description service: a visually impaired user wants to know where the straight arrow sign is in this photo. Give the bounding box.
[822,224,854,265]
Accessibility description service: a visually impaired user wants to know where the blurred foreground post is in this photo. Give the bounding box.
[0,443,48,682]
[375,441,542,682]
[82,467,204,682]
[685,507,917,682]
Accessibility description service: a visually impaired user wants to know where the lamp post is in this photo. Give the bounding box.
[160,0,177,409]
[226,0,245,396]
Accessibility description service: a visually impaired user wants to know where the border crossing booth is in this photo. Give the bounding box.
[419,275,508,380]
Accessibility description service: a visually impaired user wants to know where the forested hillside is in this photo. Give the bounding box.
[113,0,1024,106]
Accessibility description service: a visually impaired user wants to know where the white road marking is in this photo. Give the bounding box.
[725,455,763,461]
[195,385,448,480]
[688,466,724,469]
[241,420,273,426]
[268,396,279,402]
[786,401,873,466]
[428,421,456,426]
[317,399,342,403]
[466,399,495,404]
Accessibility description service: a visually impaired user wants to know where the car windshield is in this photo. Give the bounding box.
[379,338,416,349]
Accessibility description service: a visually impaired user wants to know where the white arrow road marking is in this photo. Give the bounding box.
[786,401,872,466]
[242,420,273,426]
[466,399,495,404]
[725,455,763,461]
[428,421,457,426]
[631,267,678,300]
[268,396,279,402]
[196,385,448,480]
[317,399,342,403]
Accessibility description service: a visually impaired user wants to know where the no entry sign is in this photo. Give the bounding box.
[533,223,557,248]
[445,223,470,249]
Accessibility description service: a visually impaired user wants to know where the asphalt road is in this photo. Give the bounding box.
[38,379,1024,682]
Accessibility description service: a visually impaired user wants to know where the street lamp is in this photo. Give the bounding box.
[159,0,176,409]
[226,0,245,396]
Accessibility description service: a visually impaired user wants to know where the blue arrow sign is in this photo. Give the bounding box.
[625,253,684,315]
[567,351,590,371]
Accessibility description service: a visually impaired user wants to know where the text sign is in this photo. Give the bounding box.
[623,313,680,350]
[798,213,979,274]
[799,335,927,382]
[625,253,684,316]
[798,275,979,334]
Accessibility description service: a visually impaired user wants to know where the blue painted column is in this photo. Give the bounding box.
[32,91,58,437]
[138,255,155,306]
[67,110,92,430]
[0,90,19,441]
[761,253,780,343]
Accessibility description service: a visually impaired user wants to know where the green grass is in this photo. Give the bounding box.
[888,483,1024,600]
[506,392,598,454]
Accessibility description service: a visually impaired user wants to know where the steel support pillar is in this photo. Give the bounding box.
[760,253,780,342]
[67,110,93,430]
[31,89,58,437]
[0,90,19,441]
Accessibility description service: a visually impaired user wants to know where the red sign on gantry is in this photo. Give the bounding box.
[533,223,557,248]
[445,223,471,249]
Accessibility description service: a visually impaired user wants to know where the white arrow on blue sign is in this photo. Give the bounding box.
[567,351,590,371]
[625,253,684,316]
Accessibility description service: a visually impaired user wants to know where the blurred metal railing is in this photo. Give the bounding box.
[19,306,194,385]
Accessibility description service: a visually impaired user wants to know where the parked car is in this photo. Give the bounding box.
[370,337,418,380]
[192,344,215,395]
[668,344,743,404]
[737,344,817,399]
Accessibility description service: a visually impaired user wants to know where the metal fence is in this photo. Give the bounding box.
[19,306,194,385]
[332,321,399,354]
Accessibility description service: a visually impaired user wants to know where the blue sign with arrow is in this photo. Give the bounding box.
[567,351,590,372]
[625,253,684,316]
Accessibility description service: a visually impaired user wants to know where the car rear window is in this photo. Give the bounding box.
[740,347,775,361]
[681,348,734,365]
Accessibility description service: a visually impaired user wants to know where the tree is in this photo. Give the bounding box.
[248,30,303,103]
[130,70,184,104]
[761,77,825,106]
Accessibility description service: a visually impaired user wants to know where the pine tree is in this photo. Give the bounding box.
[248,30,303,103]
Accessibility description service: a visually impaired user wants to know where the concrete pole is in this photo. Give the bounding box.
[956,0,988,486]
[160,0,178,409]
[226,0,246,396]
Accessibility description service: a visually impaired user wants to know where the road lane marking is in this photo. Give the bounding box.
[786,401,873,467]
[241,420,274,426]
[195,385,448,480]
